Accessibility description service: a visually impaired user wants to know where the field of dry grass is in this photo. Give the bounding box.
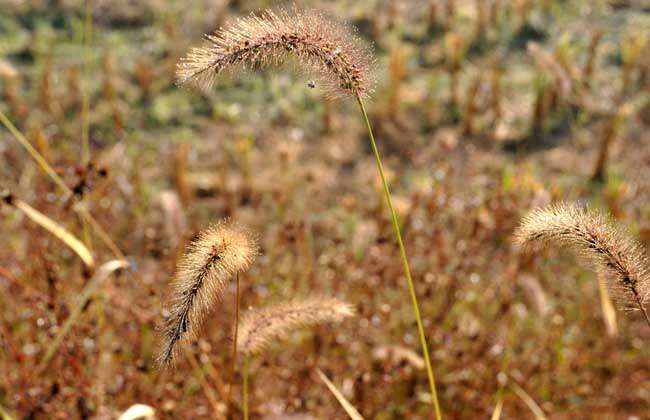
[1,1,650,419]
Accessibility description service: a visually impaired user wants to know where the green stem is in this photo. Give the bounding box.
[243,355,249,420]
[81,0,93,164]
[79,0,94,250]
[356,95,442,420]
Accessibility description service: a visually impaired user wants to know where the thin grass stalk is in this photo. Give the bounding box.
[509,381,547,420]
[184,346,223,418]
[77,205,125,260]
[598,272,618,337]
[36,260,129,373]
[81,40,98,395]
[78,0,95,249]
[242,355,249,420]
[0,110,69,194]
[227,272,241,418]
[95,291,106,410]
[0,402,13,420]
[0,110,125,260]
[490,390,504,420]
[356,96,442,420]
[316,368,364,420]
[81,0,93,164]
[9,198,95,267]
[201,355,230,402]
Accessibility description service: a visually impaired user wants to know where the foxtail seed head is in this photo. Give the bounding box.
[237,296,355,357]
[515,203,650,310]
[176,9,374,98]
[158,220,257,368]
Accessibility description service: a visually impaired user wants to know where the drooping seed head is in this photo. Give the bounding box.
[515,203,650,310]
[158,220,257,368]
[237,296,355,357]
[176,9,374,98]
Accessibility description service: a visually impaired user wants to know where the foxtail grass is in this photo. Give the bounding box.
[157,220,257,367]
[236,297,354,419]
[515,203,650,329]
[177,9,373,98]
[237,297,354,357]
[176,10,443,417]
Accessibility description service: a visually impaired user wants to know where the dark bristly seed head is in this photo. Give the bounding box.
[157,220,257,368]
[176,9,374,98]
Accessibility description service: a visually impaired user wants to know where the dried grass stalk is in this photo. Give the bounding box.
[316,368,364,420]
[176,9,373,98]
[158,221,257,367]
[515,203,650,326]
[237,296,354,356]
[2,194,94,268]
[37,259,129,373]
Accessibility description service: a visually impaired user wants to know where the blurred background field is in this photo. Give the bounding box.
[1,0,650,418]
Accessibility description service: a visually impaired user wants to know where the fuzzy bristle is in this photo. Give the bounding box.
[515,203,650,312]
[158,220,257,368]
[176,9,374,98]
[237,296,355,357]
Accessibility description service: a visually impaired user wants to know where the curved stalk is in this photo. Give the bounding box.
[356,95,442,420]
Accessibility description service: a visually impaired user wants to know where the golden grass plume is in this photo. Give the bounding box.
[515,203,650,323]
[176,9,373,98]
[237,296,355,357]
[158,220,257,367]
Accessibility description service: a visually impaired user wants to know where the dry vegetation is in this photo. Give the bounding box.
[1,0,650,419]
